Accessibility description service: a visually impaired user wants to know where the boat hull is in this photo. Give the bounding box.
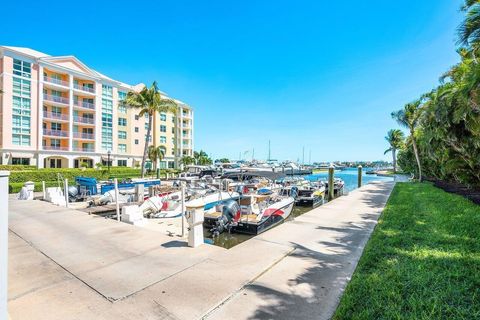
[231,199,294,235]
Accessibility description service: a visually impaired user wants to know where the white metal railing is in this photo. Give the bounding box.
[43,129,68,137]
[73,115,95,124]
[43,111,69,121]
[74,101,95,110]
[73,83,95,93]
[43,145,68,151]
[44,76,68,87]
[73,147,95,152]
[73,132,95,140]
[44,94,69,104]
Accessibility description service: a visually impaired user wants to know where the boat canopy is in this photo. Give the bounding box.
[221,170,286,181]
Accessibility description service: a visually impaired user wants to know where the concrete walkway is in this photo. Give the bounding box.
[8,181,394,320]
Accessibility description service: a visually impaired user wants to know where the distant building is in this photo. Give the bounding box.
[0,46,193,168]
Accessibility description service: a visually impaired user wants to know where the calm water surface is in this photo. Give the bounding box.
[205,168,394,249]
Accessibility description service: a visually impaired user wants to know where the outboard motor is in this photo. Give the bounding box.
[211,200,240,237]
[68,185,79,202]
[290,186,299,199]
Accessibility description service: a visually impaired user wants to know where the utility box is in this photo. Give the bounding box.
[186,201,205,248]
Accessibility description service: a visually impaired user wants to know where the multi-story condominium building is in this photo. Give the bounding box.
[0,46,194,169]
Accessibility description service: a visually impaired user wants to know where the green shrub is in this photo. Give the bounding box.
[0,165,37,171]
[7,167,177,193]
[8,167,142,183]
[9,181,59,194]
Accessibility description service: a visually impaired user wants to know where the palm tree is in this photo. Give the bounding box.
[180,155,195,167]
[147,145,166,171]
[193,150,212,165]
[384,129,405,173]
[392,100,424,181]
[458,0,480,52]
[122,82,178,178]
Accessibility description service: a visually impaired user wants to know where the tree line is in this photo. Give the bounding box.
[385,1,480,187]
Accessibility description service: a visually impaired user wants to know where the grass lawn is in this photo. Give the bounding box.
[334,182,480,319]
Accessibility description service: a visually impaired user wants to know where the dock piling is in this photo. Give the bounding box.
[328,165,334,201]
[64,179,69,208]
[181,183,186,237]
[114,178,120,222]
[358,165,363,188]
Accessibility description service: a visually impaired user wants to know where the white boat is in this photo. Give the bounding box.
[143,190,240,218]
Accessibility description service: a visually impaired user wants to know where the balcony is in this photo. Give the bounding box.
[73,83,95,94]
[73,115,95,125]
[43,145,69,151]
[74,100,95,110]
[73,147,95,152]
[44,76,69,87]
[43,129,68,137]
[43,111,69,121]
[44,94,69,105]
[73,132,95,140]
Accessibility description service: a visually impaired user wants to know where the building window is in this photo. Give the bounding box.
[13,59,31,78]
[160,113,167,121]
[134,127,139,132]
[118,159,127,167]
[118,144,127,153]
[13,77,31,97]
[118,131,127,139]
[134,139,139,145]
[102,99,113,113]
[102,84,112,98]
[160,136,166,143]
[145,123,149,130]
[145,135,152,142]
[118,118,127,126]
[102,113,112,128]
[168,161,175,169]
[118,91,127,101]
[101,97,113,152]
[50,139,61,148]
[135,115,139,120]
[12,78,31,146]
[11,157,30,165]
[51,123,62,131]
[49,158,62,168]
[160,125,166,133]
[118,104,127,113]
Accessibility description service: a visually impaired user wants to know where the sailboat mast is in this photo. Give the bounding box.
[268,140,271,161]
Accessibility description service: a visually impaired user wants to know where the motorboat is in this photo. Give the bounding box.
[206,191,295,236]
[143,189,240,218]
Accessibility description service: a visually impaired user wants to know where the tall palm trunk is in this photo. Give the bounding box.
[141,113,153,178]
[392,148,397,174]
[410,129,422,182]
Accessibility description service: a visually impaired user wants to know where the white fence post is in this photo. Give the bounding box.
[0,171,10,319]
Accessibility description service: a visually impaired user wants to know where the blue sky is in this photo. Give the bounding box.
[0,0,464,162]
